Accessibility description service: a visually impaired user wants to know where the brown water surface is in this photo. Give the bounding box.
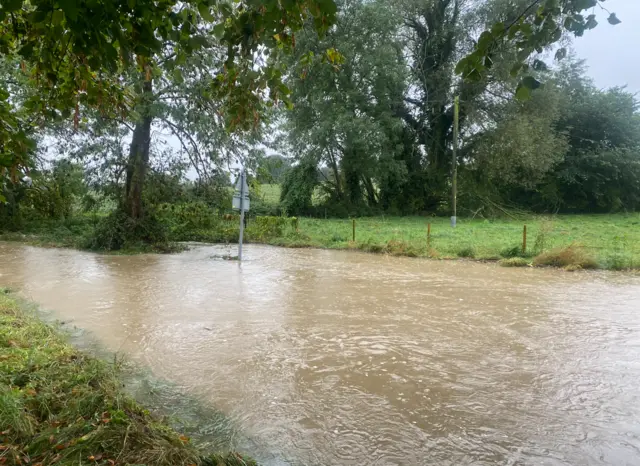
[1,242,640,465]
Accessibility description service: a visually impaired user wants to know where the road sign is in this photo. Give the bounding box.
[232,169,248,261]
[232,172,250,211]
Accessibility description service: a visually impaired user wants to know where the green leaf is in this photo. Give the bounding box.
[198,3,214,22]
[454,57,468,75]
[521,75,542,90]
[212,22,225,39]
[477,31,493,51]
[58,0,78,21]
[515,84,531,100]
[52,9,64,25]
[607,13,621,25]
[172,68,184,83]
[490,22,505,36]
[532,59,548,71]
[188,35,208,50]
[555,47,567,61]
[510,63,523,78]
[1,0,22,13]
[17,42,34,58]
[585,14,597,29]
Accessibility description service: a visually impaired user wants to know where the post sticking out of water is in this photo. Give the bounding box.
[352,219,356,242]
[427,223,431,249]
[451,95,459,228]
[238,169,246,261]
[522,224,527,255]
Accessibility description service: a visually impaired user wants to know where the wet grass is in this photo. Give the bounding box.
[4,212,640,271]
[265,214,640,271]
[0,289,255,466]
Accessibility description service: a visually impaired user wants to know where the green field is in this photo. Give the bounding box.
[257,183,281,205]
[274,214,640,270]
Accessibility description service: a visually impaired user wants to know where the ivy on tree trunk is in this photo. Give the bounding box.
[125,79,153,220]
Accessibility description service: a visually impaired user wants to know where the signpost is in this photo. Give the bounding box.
[232,169,250,261]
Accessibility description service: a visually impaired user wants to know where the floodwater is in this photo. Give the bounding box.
[2,242,640,465]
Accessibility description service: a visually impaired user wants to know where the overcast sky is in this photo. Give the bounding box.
[573,0,640,93]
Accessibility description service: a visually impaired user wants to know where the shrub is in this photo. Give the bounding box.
[386,239,421,257]
[603,252,634,271]
[500,245,523,258]
[533,245,598,269]
[245,216,290,241]
[499,257,530,267]
[87,209,169,251]
[456,245,476,258]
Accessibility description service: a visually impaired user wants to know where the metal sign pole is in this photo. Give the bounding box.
[238,169,245,261]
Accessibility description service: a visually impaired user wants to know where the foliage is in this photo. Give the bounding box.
[87,209,170,252]
[280,159,319,215]
[246,216,295,242]
[499,257,530,267]
[256,156,291,184]
[0,0,339,208]
[533,245,598,269]
[0,159,86,230]
[458,0,622,97]
[0,292,256,466]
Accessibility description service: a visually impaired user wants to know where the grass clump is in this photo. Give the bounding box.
[499,257,530,267]
[0,292,255,466]
[533,245,599,270]
[456,245,476,258]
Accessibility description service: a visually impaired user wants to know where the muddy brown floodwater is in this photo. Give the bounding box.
[2,242,640,465]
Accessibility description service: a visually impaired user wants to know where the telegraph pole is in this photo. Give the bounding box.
[451,95,459,228]
[238,169,245,261]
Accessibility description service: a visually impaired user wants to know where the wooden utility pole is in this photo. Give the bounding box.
[451,95,459,228]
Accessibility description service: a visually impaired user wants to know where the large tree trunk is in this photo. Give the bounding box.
[327,147,343,200]
[124,79,153,219]
[362,175,377,206]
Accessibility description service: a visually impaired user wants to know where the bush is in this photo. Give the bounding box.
[533,245,598,269]
[603,252,634,271]
[385,239,421,257]
[499,257,530,267]
[245,216,291,241]
[157,202,221,242]
[500,245,523,258]
[87,209,169,251]
[456,246,476,258]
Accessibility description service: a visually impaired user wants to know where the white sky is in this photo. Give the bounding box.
[573,0,640,93]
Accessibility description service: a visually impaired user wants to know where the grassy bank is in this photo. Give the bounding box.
[3,212,640,270]
[0,289,255,466]
[267,214,640,271]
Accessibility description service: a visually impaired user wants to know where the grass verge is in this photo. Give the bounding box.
[0,289,255,466]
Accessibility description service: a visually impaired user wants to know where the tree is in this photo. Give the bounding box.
[0,0,339,201]
[543,62,640,212]
[281,0,408,214]
[458,0,622,96]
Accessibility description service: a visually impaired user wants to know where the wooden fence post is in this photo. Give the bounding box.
[522,225,527,255]
[352,219,356,242]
